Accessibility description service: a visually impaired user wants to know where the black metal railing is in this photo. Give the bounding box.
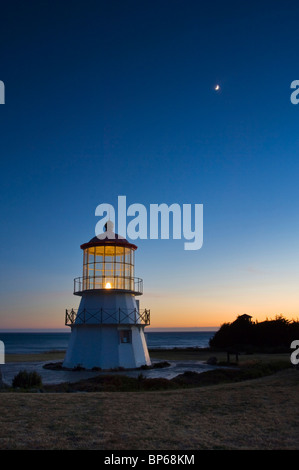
[73,276,143,295]
[65,307,150,326]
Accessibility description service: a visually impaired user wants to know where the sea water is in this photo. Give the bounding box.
[0,330,217,354]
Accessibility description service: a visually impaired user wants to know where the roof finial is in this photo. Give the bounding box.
[105,220,114,232]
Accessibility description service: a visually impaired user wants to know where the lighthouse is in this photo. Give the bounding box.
[63,221,151,370]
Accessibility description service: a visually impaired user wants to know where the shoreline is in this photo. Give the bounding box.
[4,351,66,363]
[4,347,291,365]
[4,347,214,363]
[1,346,217,367]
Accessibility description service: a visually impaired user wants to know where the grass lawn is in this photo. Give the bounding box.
[0,368,298,449]
[149,348,291,365]
[5,351,66,363]
[1,348,298,450]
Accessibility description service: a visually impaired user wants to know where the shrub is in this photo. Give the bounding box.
[12,370,42,389]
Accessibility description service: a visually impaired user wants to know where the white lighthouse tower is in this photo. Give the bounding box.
[63,222,151,370]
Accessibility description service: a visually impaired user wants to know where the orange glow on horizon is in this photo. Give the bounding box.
[1,283,298,331]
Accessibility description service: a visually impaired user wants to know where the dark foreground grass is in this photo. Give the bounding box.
[1,367,299,449]
[4,357,291,393]
[42,358,291,392]
[0,352,297,450]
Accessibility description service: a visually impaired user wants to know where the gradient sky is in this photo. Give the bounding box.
[0,0,299,330]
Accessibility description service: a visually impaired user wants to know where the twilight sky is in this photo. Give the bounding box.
[0,0,299,330]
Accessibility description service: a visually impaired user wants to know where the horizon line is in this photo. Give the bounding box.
[0,326,220,333]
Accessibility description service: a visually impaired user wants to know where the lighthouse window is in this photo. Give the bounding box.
[114,264,121,276]
[95,262,104,274]
[125,249,131,264]
[124,264,131,276]
[88,248,95,263]
[119,330,132,344]
[105,245,115,258]
[82,245,135,292]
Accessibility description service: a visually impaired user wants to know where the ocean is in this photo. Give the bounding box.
[0,330,217,354]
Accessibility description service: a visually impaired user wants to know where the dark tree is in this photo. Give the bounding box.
[209,314,299,352]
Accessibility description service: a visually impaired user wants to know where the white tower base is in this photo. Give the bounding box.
[63,324,151,370]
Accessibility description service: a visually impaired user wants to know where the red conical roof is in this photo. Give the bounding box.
[80,221,137,250]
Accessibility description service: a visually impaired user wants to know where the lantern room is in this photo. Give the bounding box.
[73,224,143,296]
[82,245,135,291]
